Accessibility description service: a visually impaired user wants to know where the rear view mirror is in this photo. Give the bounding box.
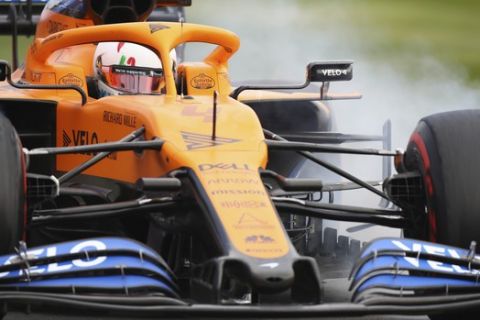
[307,61,353,82]
[230,60,359,100]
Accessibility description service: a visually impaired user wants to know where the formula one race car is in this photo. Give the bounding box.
[1,1,480,319]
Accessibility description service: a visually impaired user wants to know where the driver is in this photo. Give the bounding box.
[92,42,177,97]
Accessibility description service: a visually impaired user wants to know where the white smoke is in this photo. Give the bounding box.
[187,0,480,242]
[188,0,480,142]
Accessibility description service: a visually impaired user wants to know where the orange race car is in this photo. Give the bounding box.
[1,1,480,319]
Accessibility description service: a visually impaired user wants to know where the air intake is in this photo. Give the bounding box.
[86,0,155,24]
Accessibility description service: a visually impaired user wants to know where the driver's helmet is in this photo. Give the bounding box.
[93,42,176,97]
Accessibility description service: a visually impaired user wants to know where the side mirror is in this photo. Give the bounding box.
[307,61,353,83]
[230,60,359,101]
[0,60,10,82]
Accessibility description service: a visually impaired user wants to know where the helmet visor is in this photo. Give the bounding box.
[100,65,164,94]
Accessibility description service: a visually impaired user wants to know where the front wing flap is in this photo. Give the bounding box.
[0,237,178,297]
[350,237,480,305]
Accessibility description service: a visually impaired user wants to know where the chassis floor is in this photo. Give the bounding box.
[3,312,430,320]
[1,278,428,320]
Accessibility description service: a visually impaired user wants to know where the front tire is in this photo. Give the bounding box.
[404,109,480,247]
[0,114,26,254]
[404,110,480,320]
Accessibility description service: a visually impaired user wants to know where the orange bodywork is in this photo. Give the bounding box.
[1,22,291,259]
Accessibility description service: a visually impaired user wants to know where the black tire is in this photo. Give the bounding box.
[0,114,26,254]
[404,109,480,247]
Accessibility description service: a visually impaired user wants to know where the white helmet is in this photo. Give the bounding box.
[93,42,176,97]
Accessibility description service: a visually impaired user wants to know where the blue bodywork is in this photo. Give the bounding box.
[351,237,480,301]
[0,237,178,297]
[1,236,480,309]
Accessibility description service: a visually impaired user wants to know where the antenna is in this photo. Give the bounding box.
[320,81,330,100]
[180,71,185,99]
[212,91,218,141]
[180,16,184,34]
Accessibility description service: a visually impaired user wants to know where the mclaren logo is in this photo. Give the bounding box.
[259,262,279,269]
[181,131,240,150]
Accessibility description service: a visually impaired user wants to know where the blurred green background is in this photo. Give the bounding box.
[4,0,480,86]
[0,35,30,64]
[312,0,480,84]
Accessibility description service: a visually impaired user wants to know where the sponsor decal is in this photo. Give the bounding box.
[392,240,480,274]
[182,132,240,150]
[103,111,122,125]
[245,235,275,244]
[59,73,83,87]
[208,178,259,185]
[75,22,89,28]
[63,129,117,160]
[320,69,349,77]
[211,189,266,196]
[220,200,267,209]
[31,71,56,83]
[123,114,136,128]
[199,162,252,172]
[181,105,221,123]
[62,130,72,147]
[31,72,42,83]
[234,212,274,230]
[72,130,98,146]
[48,20,68,34]
[149,23,170,34]
[103,111,136,128]
[0,240,107,279]
[62,129,98,155]
[198,169,289,259]
[190,73,215,90]
[43,33,64,44]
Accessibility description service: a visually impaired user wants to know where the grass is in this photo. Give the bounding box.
[300,0,480,84]
[0,35,33,66]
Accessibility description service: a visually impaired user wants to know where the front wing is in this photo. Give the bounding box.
[0,237,479,317]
